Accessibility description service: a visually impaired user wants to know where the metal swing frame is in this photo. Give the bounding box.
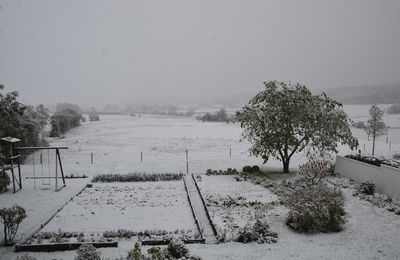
[17,146,68,192]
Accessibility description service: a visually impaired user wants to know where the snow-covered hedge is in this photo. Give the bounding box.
[92,173,184,183]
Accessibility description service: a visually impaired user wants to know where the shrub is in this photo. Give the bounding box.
[393,153,400,160]
[92,173,184,183]
[167,238,189,258]
[242,165,260,173]
[127,241,143,260]
[15,256,38,260]
[75,243,101,260]
[358,181,376,195]
[0,170,10,193]
[0,205,27,244]
[352,121,366,129]
[235,219,278,244]
[297,159,331,185]
[286,184,346,233]
[205,168,238,175]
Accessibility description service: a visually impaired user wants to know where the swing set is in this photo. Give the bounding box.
[0,136,68,193]
[18,146,68,192]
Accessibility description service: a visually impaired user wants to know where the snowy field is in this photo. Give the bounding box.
[1,105,400,259]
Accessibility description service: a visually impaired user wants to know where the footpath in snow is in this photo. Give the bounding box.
[184,175,218,244]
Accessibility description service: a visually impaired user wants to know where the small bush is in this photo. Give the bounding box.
[0,171,10,193]
[128,238,201,260]
[0,205,27,244]
[15,256,38,260]
[352,121,366,129]
[358,181,376,195]
[393,153,400,160]
[242,165,260,173]
[297,159,331,185]
[127,241,143,260]
[75,243,101,260]
[286,184,346,233]
[167,238,189,258]
[235,219,278,244]
[205,168,238,175]
[92,173,184,183]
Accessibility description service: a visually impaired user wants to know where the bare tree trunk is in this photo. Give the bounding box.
[282,158,290,173]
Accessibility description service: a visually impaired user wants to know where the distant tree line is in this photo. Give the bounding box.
[50,103,83,137]
[126,104,195,117]
[0,85,49,160]
[197,108,235,122]
[387,104,400,115]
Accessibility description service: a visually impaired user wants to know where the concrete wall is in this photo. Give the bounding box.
[335,155,400,200]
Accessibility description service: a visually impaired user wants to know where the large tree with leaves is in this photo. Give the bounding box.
[236,81,358,173]
[365,104,387,155]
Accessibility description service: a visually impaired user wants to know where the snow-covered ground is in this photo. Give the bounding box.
[1,105,400,259]
[41,181,197,234]
[195,175,279,241]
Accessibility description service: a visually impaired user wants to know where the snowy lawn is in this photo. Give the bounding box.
[0,178,88,244]
[41,181,198,235]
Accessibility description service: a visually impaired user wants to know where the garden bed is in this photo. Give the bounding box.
[194,175,278,241]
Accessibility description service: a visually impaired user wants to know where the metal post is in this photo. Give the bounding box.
[363,143,365,154]
[186,149,189,174]
[141,152,143,162]
[91,152,93,164]
[55,150,58,192]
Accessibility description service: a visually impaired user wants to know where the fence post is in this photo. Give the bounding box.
[141,152,143,162]
[363,144,365,154]
[186,149,189,174]
[91,152,93,164]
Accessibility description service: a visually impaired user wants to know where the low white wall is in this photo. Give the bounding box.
[335,155,400,200]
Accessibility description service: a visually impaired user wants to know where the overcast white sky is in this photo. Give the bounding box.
[0,0,399,106]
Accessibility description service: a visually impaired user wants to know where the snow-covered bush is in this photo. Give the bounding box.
[297,159,332,185]
[15,256,38,260]
[0,170,10,193]
[0,205,27,245]
[74,243,101,260]
[242,165,260,173]
[167,237,189,258]
[205,168,238,175]
[92,173,183,183]
[286,184,345,233]
[352,121,366,129]
[358,181,376,195]
[128,238,201,260]
[127,241,143,260]
[235,219,278,244]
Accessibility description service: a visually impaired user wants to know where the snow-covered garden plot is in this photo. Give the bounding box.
[40,181,198,238]
[184,174,400,260]
[194,174,279,241]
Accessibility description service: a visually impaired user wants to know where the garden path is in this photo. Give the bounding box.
[184,175,218,244]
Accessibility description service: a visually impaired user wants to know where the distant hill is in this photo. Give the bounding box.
[319,84,400,105]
